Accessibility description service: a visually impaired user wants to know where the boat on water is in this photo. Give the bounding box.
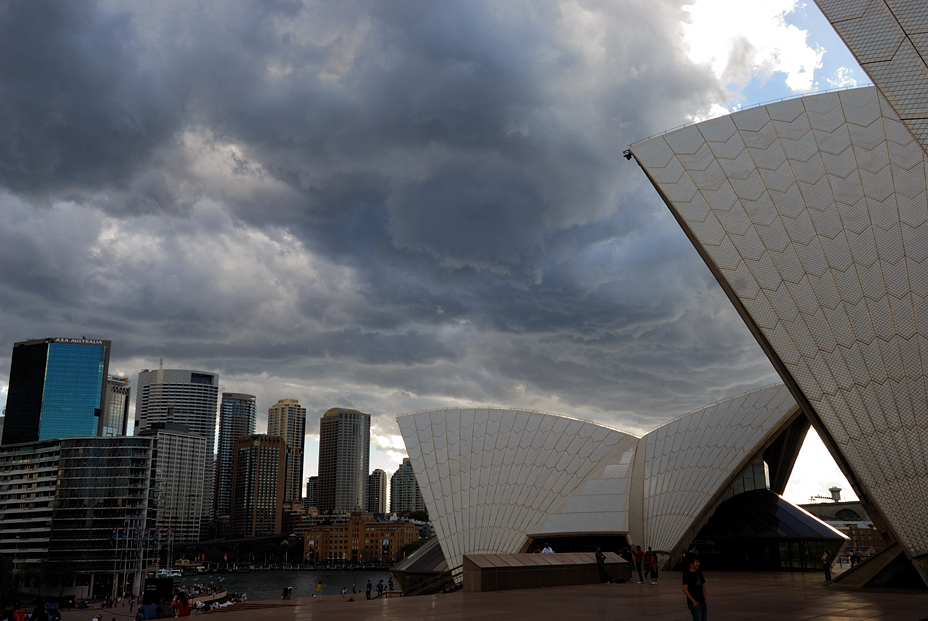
[175,558,208,575]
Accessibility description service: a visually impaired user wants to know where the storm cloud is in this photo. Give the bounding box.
[0,0,786,468]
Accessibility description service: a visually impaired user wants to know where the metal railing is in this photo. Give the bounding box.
[628,82,875,147]
[399,564,464,597]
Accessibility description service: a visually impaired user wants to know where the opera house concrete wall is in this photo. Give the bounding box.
[630,86,928,583]
[397,385,803,571]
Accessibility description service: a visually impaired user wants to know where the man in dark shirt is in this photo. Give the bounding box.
[595,547,610,583]
[682,556,707,621]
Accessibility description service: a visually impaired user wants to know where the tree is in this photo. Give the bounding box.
[407,510,429,522]
[399,538,430,558]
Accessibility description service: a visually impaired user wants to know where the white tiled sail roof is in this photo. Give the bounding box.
[396,388,801,570]
[815,0,928,152]
[631,87,928,573]
[640,384,798,555]
[396,408,631,569]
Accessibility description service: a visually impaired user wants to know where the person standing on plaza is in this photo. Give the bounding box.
[315,579,322,600]
[633,546,644,583]
[366,580,372,600]
[645,547,659,585]
[822,549,832,581]
[682,556,707,621]
[30,599,46,621]
[171,592,189,617]
[595,547,610,583]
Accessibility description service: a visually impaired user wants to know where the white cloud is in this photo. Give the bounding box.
[682,0,823,92]
[690,102,731,123]
[823,66,859,89]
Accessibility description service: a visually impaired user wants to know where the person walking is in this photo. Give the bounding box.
[365,580,372,600]
[315,580,322,601]
[682,556,707,621]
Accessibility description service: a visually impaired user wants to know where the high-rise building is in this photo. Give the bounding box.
[266,398,306,502]
[139,423,208,543]
[135,369,219,439]
[135,368,219,538]
[317,408,370,514]
[230,434,287,539]
[390,458,425,514]
[103,375,131,436]
[2,338,111,445]
[0,436,156,598]
[367,469,388,514]
[216,393,256,532]
[306,476,318,508]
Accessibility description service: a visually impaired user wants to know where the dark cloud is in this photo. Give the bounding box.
[0,0,777,471]
[0,0,182,195]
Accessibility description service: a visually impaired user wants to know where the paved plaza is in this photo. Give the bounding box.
[59,572,928,621]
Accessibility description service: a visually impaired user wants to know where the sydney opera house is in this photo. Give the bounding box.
[397,0,928,589]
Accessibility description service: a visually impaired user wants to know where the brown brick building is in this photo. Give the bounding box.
[304,509,420,563]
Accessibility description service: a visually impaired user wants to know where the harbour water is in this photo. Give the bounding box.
[178,570,396,601]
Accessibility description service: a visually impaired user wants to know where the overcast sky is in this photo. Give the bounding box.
[0,0,870,504]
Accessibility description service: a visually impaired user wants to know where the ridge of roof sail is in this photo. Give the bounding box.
[628,83,874,148]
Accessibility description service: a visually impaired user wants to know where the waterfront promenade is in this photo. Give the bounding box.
[57,571,928,621]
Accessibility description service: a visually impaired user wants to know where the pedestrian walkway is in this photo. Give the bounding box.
[59,571,928,621]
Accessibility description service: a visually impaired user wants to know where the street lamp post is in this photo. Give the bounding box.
[112,527,121,601]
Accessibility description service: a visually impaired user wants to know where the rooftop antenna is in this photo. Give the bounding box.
[160,358,163,370]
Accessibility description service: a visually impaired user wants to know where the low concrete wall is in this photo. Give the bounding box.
[463,552,629,592]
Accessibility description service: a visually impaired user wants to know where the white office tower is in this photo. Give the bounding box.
[135,369,219,540]
[139,423,208,543]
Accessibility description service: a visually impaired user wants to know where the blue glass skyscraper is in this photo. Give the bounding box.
[1,338,111,444]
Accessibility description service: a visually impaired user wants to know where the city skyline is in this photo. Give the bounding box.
[0,340,859,506]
